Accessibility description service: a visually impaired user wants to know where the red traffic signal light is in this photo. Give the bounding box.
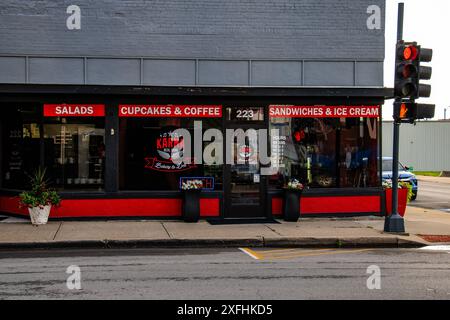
[394,41,432,100]
[400,44,419,61]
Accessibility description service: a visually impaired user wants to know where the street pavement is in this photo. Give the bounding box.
[410,176,450,214]
[411,176,450,212]
[0,247,449,300]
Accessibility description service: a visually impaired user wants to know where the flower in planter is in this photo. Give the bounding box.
[18,168,61,226]
[181,179,203,190]
[19,168,61,209]
[382,179,408,190]
[285,178,304,191]
[382,179,394,189]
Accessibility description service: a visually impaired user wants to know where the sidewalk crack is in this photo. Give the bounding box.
[161,222,173,239]
[53,222,63,240]
[264,224,282,236]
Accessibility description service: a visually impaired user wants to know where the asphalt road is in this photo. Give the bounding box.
[410,179,450,212]
[0,247,449,300]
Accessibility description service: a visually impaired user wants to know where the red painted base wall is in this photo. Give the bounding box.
[1,195,382,219]
[272,195,381,216]
[0,196,220,218]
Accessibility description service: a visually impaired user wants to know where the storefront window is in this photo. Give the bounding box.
[43,118,105,190]
[269,117,379,189]
[339,118,379,188]
[1,105,41,189]
[119,118,223,191]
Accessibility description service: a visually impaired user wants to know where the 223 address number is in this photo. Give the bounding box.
[236,109,254,119]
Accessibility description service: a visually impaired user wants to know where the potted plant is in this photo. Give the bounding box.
[383,179,411,217]
[283,179,304,222]
[181,179,203,223]
[19,168,61,226]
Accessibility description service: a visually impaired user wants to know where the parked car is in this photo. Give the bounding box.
[382,157,418,201]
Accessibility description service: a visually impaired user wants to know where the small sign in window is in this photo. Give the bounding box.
[179,177,215,191]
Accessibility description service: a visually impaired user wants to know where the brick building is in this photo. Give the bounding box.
[0,0,390,219]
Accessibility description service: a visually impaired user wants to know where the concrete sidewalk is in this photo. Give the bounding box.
[0,206,449,249]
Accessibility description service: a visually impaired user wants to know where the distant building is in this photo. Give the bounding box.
[382,120,450,171]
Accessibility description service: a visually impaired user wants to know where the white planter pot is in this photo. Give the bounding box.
[28,205,51,225]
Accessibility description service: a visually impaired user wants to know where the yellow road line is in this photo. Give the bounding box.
[239,247,263,260]
[259,248,336,258]
[260,249,374,260]
[254,248,332,254]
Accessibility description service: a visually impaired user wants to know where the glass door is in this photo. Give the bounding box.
[224,106,267,218]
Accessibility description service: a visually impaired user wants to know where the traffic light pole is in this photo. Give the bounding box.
[385,2,406,233]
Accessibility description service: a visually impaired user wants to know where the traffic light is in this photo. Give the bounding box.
[394,101,414,122]
[394,41,433,100]
[415,103,435,120]
[394,101,435,123]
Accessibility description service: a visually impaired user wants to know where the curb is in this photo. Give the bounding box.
[0,236,425,250]
[263,237,423,248]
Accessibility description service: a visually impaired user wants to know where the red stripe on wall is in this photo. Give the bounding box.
[0,196,28,216]
[0,197,220,218]
[200,198,221,217]
[1,195,380,218]
[272,196,381,215]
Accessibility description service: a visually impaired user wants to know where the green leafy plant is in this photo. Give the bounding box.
[399,181,414,203]
[383,179,413,203]
[19,168,61,209]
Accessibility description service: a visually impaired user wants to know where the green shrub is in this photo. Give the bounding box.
[19,168,61,209]
[399,181,414,203]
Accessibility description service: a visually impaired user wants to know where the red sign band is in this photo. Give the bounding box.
[44,104,105,117]
[119,105,222,118]
[269,105,380,118]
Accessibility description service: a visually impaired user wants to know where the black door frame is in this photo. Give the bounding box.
[223,106,270,218]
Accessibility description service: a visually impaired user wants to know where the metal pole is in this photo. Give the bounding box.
[385,2,406,233]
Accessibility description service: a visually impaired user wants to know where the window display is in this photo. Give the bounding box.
[43,118,105,190]
[119,117,223,191]
[1,105,41,189]
[339,118,379,188]
[269,117,379,189]
[1,102,380,197]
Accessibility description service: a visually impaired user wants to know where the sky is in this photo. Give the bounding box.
[383,0,450,120]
